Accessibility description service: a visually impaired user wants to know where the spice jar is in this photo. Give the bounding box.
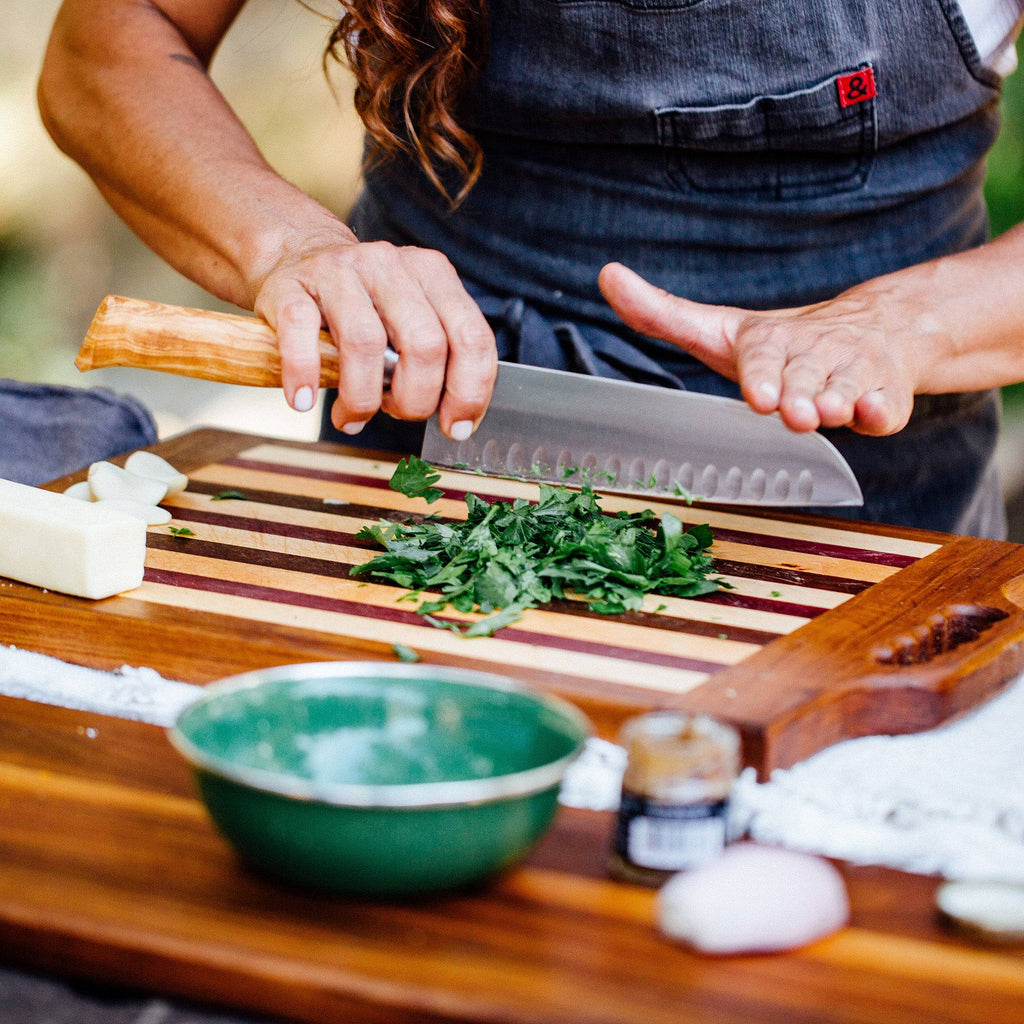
[608,711,741,887]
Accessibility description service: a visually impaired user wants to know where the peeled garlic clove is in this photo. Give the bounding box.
[657,843,849,955]
[98,499,173,526]
[88,460,168,505]
[63,481,95,502]
[124,451,188,495]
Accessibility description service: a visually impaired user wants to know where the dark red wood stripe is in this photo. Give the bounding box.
[142,566,729,676]
[146,534,791,643]
[703,590,829,620]
[218,455,918,568]
[183,480,434,526]
[711,558,871,596]
[167,504,380,550]
[222,456,485,504]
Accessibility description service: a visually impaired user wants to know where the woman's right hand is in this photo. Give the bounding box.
[39,0,498,441]
[252,226,497,440]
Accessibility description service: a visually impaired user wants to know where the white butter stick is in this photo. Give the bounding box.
[0,478,147,599]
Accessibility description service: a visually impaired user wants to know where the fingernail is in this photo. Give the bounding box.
[757,382,780,405]
[792,397,818,422]
[450,420,474,442]
[292,385,314,412]
[341,421,366,435]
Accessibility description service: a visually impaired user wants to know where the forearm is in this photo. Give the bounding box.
[38,0,352,310]
[856,222,1024,396]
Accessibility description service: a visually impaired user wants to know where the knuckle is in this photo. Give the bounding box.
[412,247,455,276]
[355,240,400,271]
[341,321,388,357]
[453,323,496,360]
[275,299,322,334]
[409,328,449,365]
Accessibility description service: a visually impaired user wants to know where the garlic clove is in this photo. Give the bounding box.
[657,843,849,955]
[98,499,173,526]
[63,480,95,502]
[124,451,189,495]
[88,460,168,505]
[937,881,1024,942]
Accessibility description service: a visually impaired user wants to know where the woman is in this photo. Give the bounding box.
[37,0,1024,535]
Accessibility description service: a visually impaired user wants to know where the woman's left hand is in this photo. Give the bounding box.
[599,261,928,436]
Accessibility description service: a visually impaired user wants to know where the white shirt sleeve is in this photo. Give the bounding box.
[956,0,1024,75]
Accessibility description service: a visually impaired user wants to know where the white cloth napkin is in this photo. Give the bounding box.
[558,675,1024,883]
[2,643,1022,882]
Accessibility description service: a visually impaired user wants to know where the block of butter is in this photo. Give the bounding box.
[0,478,147,599]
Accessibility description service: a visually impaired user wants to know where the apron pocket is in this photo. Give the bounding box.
[656,65,877,200]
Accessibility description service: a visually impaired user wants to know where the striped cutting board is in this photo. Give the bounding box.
[19,429,1024,772]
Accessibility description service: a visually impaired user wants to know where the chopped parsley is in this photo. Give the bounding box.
[352,460,727,637]
[389,455,443,503]
[392,642,421,663]
[168,525,195,537]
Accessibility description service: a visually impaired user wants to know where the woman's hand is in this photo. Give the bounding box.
[599,262,925,435]
[39,0,497,440]
[253,228,497,439]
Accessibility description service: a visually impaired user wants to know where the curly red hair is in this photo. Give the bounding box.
[325,2,488,205]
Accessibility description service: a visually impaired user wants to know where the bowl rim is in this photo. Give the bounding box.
[167,661,591,809]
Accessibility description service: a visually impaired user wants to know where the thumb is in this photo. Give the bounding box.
[598,262,739,379]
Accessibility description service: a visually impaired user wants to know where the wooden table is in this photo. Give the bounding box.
[1,696,1022,1024]
[0,429,1022,1022]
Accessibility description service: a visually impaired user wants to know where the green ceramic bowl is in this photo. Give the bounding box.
[169,662,591,896]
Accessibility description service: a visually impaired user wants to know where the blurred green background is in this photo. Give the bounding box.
[3,3,1024,534]
[1,0,359,442]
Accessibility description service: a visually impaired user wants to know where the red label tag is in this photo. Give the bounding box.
[837,67,876,108]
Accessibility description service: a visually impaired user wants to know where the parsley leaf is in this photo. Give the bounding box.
[353,460,727,637]
[389,455,443,503]
[392,642,421,663]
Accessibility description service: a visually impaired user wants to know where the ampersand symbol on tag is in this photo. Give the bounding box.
[837,67,877,108]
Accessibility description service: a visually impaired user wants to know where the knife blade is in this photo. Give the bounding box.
[77,295,862,507]
[420,361,862,506]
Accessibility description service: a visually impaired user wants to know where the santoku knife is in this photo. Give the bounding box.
[76,295,863,507]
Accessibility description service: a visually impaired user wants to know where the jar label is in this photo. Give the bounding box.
[614,794,729,872]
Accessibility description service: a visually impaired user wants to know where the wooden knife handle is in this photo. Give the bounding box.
[76,295,342,388]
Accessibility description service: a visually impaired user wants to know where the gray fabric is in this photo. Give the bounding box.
[0,965,279,1024]
[0,379,158,484]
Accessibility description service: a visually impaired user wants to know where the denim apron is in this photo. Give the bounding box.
[327,0,1009,537]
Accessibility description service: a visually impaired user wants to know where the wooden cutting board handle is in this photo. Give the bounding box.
[76,295,342,388]
[670,536,1024,774]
